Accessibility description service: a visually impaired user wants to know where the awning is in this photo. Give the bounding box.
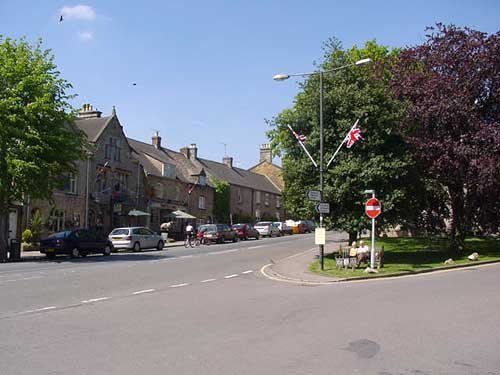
[168,210,196,219]
[128,209,151,217]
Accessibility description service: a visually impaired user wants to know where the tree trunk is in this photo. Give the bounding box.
[0,211,9,262]
[448,188,466,253]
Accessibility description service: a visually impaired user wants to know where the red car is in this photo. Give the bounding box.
[232,223,260,240]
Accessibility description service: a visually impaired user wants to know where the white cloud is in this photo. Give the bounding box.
[61,5,96,21]
[78,31,94,41]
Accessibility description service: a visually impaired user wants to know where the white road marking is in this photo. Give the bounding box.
[36,306,56,311]
[242,270,253,274]
[179,255,194,259]
[248,245,264,249]
[224,274,238,279]
[81,297,109,304]
[133,289,155,295]
[170,283,189,288]
[201,278,216,283]
[218,249,239,254]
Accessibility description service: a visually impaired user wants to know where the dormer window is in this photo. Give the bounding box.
[162,163,176,178]
[198,175,206,186]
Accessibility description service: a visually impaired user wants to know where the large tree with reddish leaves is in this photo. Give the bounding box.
[392,24,500,251]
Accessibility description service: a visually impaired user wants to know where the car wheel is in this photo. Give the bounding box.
[244,235,248,241]
[133,242,141,252]
[255,234,260,240]
[232,236,238,243]
[70,247,80,258]
[80,252,88,257]
[46,253,56,259]
[103,245,112,256]
[157,241,164,251]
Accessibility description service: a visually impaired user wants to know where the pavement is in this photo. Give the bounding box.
[263,240,345,284]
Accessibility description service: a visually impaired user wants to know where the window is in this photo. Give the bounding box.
[276,196,281,208]
[238,188,242,203]
[198,175,206,186]
[64,173,77,194]
[255,209,261,221]
[198,195,206,210]
[162,163,176,178]
[105,137,121,161]
[265,193,269,206]
[255,191,261,204]
[117,173,128,191]
[49,209,65,232]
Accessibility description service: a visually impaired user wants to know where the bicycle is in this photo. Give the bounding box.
[184,233,201,248]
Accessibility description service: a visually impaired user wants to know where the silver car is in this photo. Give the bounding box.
[254,221,281,237]
[109,227,164,252]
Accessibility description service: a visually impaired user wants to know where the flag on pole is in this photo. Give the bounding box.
[286,125,318,168]
[95,161,110,183]
[292,130,307,142]
[188,183,196,195]
[346,126,362,148]
[326,114,366,168]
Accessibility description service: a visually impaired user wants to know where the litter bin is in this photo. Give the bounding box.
[9,238,21,261]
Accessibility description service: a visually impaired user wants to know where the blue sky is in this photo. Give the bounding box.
[1,1,499,168]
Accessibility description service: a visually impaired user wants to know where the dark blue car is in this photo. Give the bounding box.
[40,229,113,259]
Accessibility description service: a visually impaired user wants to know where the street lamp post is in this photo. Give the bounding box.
[273,58,371,270]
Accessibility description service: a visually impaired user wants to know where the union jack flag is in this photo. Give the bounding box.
[188,183,196,195]
[95,161,110,182]
[292,130,306,142]
[346,126,362,148]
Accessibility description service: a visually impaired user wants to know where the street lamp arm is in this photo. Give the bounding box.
[273,58,372,80]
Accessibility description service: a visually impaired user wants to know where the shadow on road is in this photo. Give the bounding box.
[24,250,173,264]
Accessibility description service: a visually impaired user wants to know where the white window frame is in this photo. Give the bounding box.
[255,191,261,204]
[198,175,206,186]
[198,195,206,210]
[69,173,77,194]
[276,196,281,208]
[265,193,269,206]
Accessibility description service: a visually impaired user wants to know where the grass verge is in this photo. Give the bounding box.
[310,237,500,279]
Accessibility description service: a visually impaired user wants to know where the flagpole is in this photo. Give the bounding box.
[286,125,318,168]
[326,118,360,168]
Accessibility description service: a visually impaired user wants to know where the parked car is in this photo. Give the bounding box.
[254,221,281,237]
[201,224,238,244]
[232,223,260,240]
[297,220,315,233]
[273,221,293,235]
[40,229,113,258]
[108,227,164,252]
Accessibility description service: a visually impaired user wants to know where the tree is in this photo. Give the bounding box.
[0,37,87,261]
[211,177,230,223]
[392,24,500,251]
[268,40,424,243]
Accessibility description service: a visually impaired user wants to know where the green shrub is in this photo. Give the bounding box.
[31,209,43,242]
[22,229,33,243]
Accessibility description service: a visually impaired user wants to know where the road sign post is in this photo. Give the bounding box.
[365,195,381,269]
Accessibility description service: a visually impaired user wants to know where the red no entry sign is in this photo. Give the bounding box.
[365,198,381,219]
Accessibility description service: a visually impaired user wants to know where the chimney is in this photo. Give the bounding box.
[152,131,161,149]
[223,156,233,168]
[188,143,198,160]
[78,103,102,118]
[181,144,198,160]
[259,144,272,163]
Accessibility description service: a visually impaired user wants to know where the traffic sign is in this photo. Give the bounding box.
[315,202,330,214]
[365,198,381,219]
[307,190,322,201]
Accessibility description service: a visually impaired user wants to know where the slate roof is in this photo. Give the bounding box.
[75,116,112,142]
[128,138,281,194]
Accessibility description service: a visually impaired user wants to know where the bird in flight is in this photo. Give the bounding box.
[59,15,64,22]
[132,83,137,86]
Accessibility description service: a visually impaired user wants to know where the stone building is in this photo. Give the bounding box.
[249,144,284,191]
[128,135,214,239]
[26,104,146,235]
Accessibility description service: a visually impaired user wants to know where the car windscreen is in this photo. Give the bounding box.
[232,224,245,229]
[255,222,271,226]
[201,225,217,232]
[48,231,71,239]
[110,228,130,235]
